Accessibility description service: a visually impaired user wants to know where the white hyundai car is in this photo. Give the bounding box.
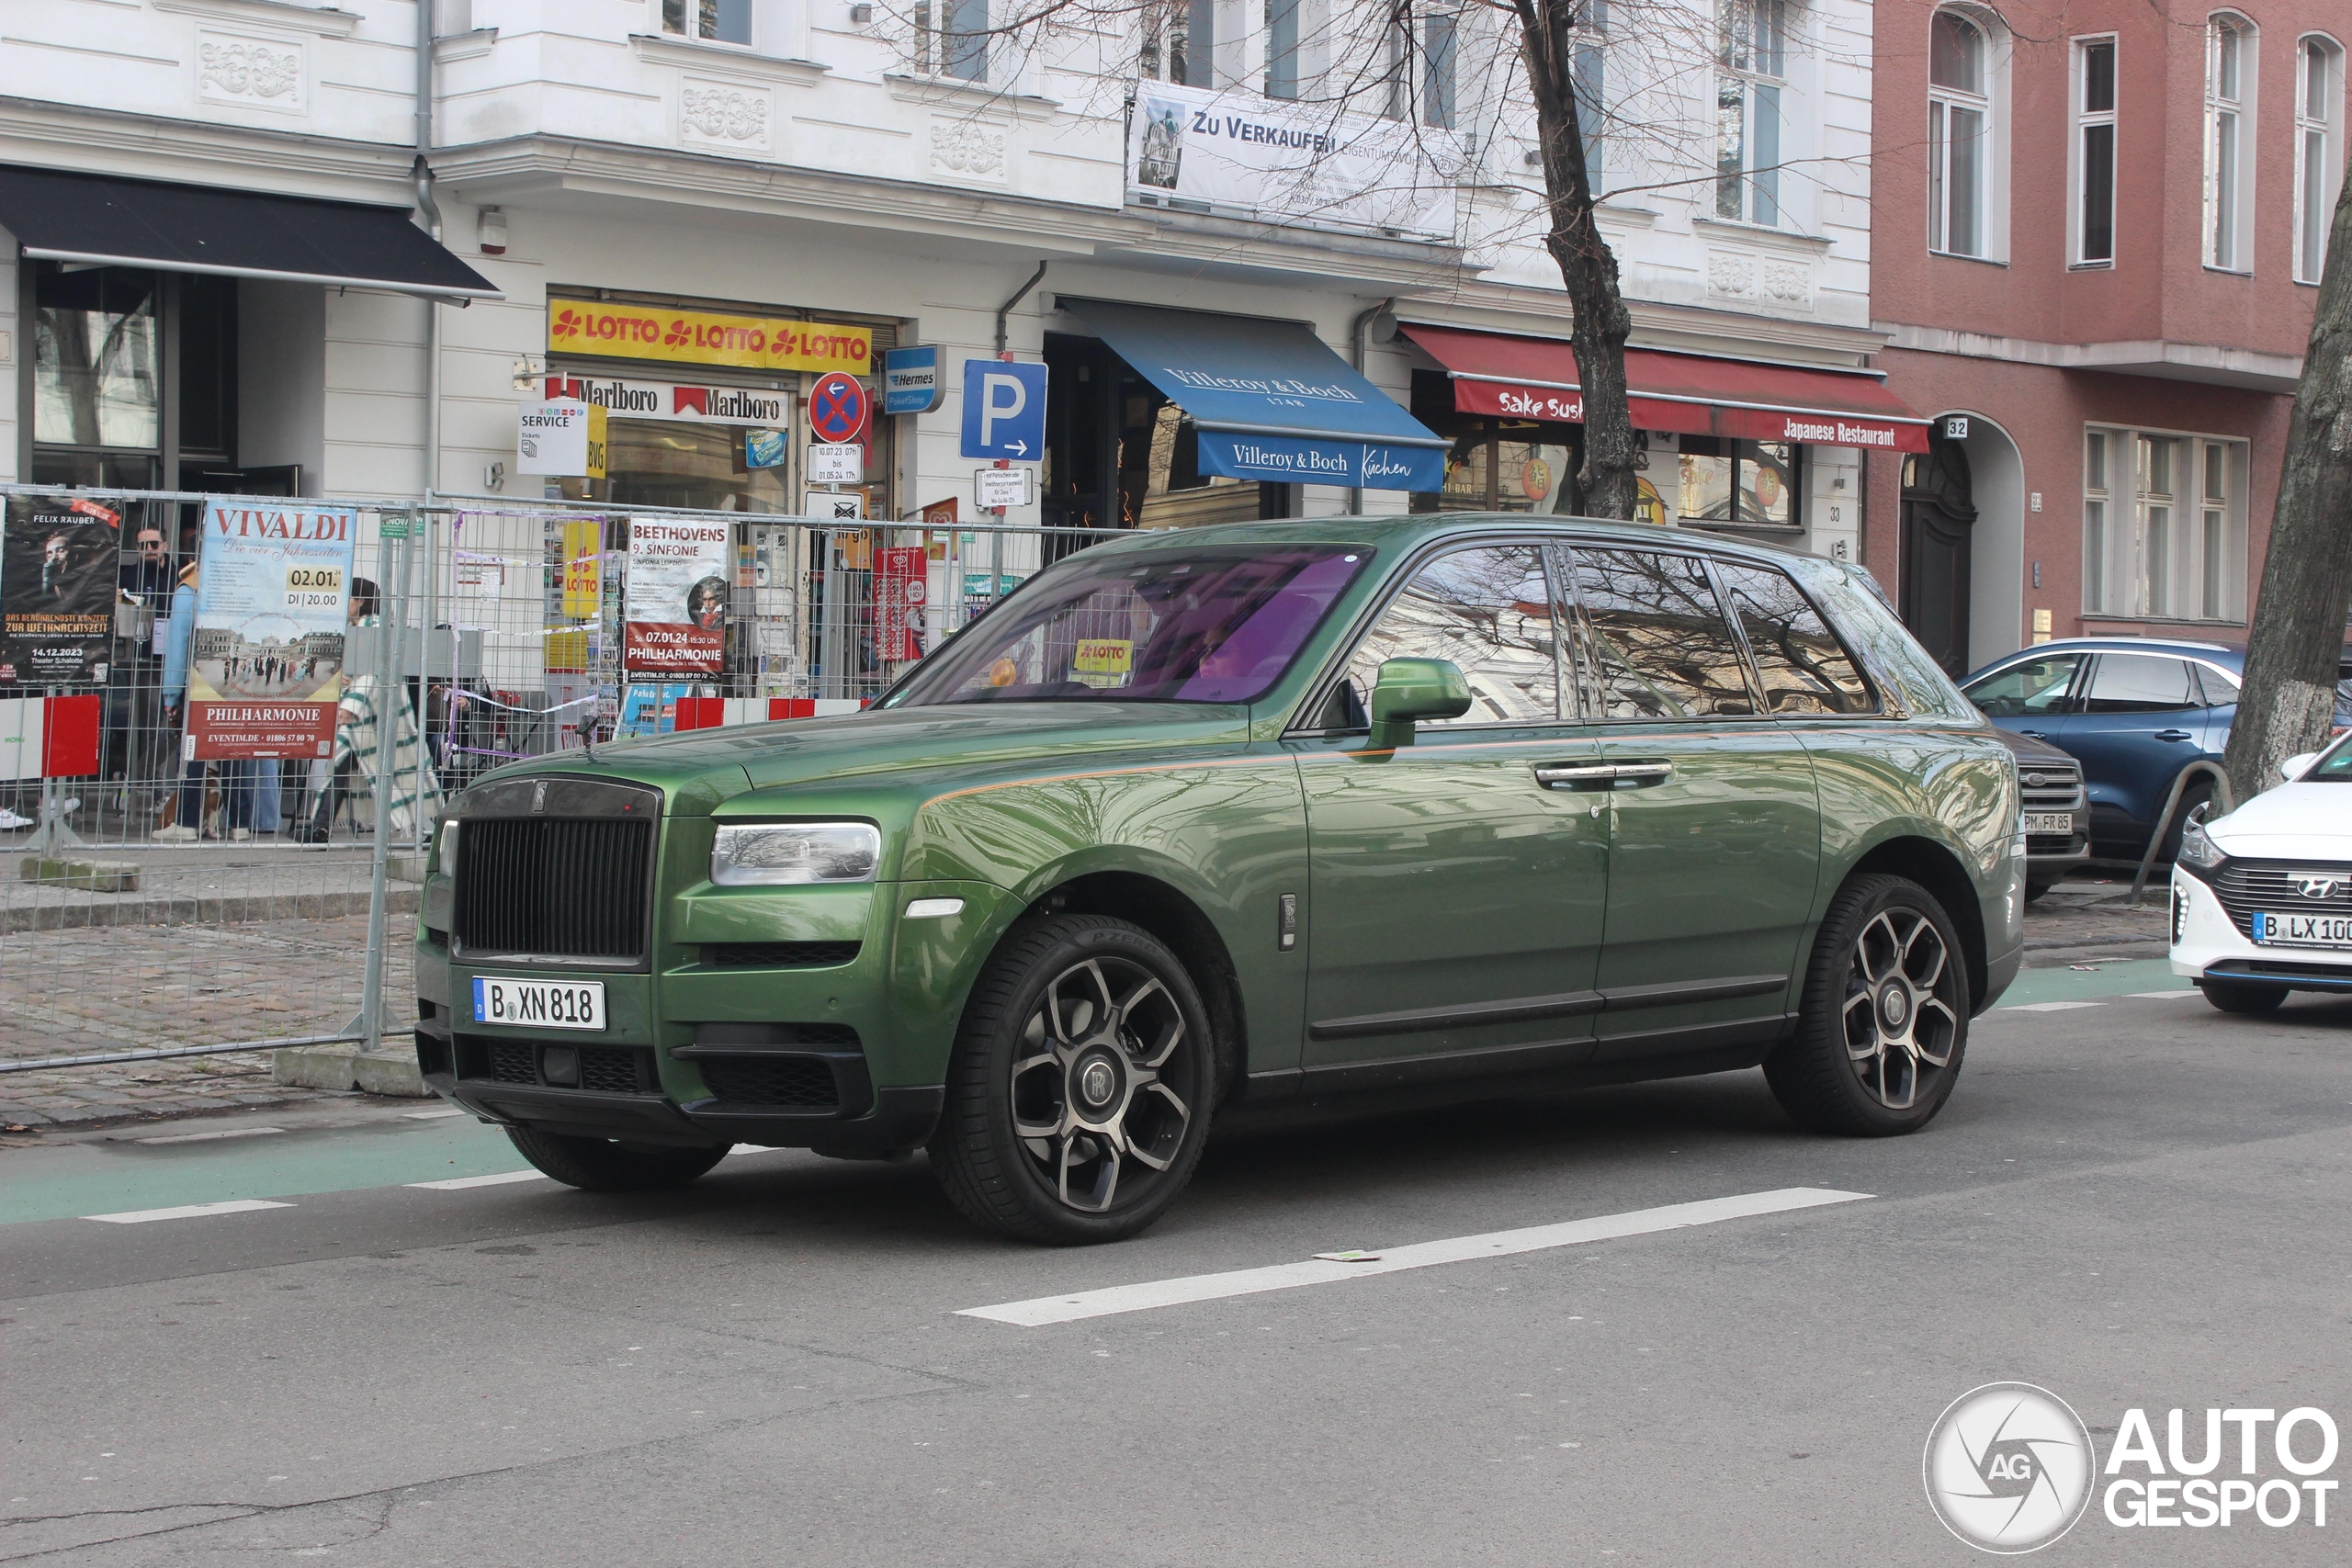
[2172,730,2352,1012]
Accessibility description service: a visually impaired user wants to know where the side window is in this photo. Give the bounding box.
[2190,663,2241,707]
[1713,561,1875,715]
[1962,653,2083,716]
[1338,545,1560,728]
[2081,654,2199,714]
[1559,547,1757,719]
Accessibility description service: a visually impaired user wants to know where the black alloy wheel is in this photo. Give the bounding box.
[1767,874,1972,1135]
[932,914,1215,1245]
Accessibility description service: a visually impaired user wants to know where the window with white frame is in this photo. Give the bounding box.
[1574,3,1608,189]
[1928,9,1990,257]
[2071,37,2116,265]
[1267,0,1302,99]
[661,0,751,46]
[1380,3,1458,130]
[1716,0,1788,225]
[914,0,989,80]
[1141,0,1216,85]
[2084,427,2245,622]
[2296,36,2346,283]
[2204,14,2256,273]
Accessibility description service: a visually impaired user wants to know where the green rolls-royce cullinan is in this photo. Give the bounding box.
[416,516,2023,1244]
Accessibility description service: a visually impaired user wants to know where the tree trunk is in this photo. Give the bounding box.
[2222,168,2352,802]
[1516,1,1636,519]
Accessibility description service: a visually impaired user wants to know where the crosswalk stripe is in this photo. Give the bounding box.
[1999,1000,2107,1012]
[86,1199,295,1224]
[405,1169,547,1191]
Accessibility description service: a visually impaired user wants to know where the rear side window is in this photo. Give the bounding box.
[1340,545,1561,727]
[1964,653,2084,717]
[1713,561,1874,715]
[1559,547,1757,719]
[2082,654,2199,713]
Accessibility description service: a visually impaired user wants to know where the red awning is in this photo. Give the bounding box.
[1399,323,1931,455]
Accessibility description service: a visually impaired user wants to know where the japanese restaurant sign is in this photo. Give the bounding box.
[187,502,356,760]
[548,304,871,376]
[623,518,730,676]
[0,495,119,685]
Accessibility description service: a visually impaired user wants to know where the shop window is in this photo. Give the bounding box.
[2203,14,2256,274]
[1041,333,1284,538]
[2295,36,2345,284]
[1675,436,1798,529]
[1715,0,1788,226]
[1408,376,1580,515]
[33,263,161,453]
[662,0,751,46]
[2071,37,2117,265]
[177,274,238,464]
[2083,426,2245,622]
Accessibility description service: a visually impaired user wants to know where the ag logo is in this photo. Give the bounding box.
[1924,1382,2096,1553]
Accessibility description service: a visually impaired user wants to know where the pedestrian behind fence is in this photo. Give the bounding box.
[294,578,445,843]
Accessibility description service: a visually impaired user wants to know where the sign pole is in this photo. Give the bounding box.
[414,509,436,855]
[358,514,408,1054]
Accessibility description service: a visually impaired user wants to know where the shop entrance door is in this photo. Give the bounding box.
[1900,435,1976,677]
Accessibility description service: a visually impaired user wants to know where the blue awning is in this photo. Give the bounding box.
[1058,299,1447,492]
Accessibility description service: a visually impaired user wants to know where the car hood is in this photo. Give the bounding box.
[1991,728,2075,767]
[2207,780,2352,859]
[490,701,1257,809]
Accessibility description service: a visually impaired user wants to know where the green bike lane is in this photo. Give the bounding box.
[0,959,2188,1232]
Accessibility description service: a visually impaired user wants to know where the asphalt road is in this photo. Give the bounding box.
[4,958,2347,1565]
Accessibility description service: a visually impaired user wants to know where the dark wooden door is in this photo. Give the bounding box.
[1900,436,1977,677]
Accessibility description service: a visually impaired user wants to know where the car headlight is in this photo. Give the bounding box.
[711,823,880,886]
[2177,818,2227,874]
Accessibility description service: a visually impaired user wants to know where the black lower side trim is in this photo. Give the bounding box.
[1227,1041,1781,1132]
[439,1073,944,1157]
[1248,1014,1796,1104]
[1589,1013,1795,1065]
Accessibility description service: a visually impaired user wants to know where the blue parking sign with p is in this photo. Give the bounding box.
[959,360,1047,461]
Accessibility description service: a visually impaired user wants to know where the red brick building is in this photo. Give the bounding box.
[1865,2,2344,674]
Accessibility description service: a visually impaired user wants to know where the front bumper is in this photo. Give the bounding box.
[2168,870,2352,992]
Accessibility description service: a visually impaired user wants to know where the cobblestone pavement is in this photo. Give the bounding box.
[0,908,418,1131]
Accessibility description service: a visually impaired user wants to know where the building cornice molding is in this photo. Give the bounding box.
[882,73,1061,121]
[152,0,361,39]
[435,28,498,64]
[627,34,831,88]
[1876,320,2303,393]
[0,96,414,199]
[1690,216,1838,255]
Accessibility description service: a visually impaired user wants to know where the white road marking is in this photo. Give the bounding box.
[2126,989,2199,999]
[402,1107,467,1121]
[959,1188,1872,1328]
[134,1126,287,1145]
[1998,1000,2107,1012]
[405,1169,547,1191]
[86,1199,294,1224]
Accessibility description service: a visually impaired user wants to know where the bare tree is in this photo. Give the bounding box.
[2222,168,2352,800]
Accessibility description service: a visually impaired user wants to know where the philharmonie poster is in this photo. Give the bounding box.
[187,502,356,760]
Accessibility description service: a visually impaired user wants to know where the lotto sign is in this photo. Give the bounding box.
[808,373,870,444]
[547,303,871,376]
[560,520,603,617]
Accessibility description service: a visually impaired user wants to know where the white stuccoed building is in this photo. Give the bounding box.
[0,0,1915,571]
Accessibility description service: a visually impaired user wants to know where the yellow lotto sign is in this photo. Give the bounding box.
[548,302,872,376]
[560,520,603,617]
[1072,638,1133,675]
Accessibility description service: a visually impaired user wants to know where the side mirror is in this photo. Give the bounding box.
[2281,752,2320,782]
[1368,658,1473,750]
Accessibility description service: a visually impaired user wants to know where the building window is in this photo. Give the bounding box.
[914,0,989,80]
[1141,0,1216,85]
[1928,9,1990,257]
[2072,37,2116,265]
[1421,7,1458,130]
[2085,426,2245,622]
[1573,3,1608,188]
[660,0,751,46]
[1380,4,1458,129]
[1715,0,1787,226]
[1267,0,1301,99]
[2296,37,2345,283]
[2204,15,2256,273]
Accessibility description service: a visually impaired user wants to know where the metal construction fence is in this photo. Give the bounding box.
[0,482,1117,1082]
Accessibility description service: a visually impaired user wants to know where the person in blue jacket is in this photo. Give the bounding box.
[156,560,282,840]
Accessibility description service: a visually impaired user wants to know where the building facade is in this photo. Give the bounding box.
[1868,0,2342,677]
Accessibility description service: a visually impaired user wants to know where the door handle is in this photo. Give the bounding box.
[2154,729,2194,742]
[2019,729,2045,738]
[1609,762,1676,786]
[1534,763,1619,789]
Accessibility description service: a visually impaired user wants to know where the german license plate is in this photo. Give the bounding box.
[471,976,606,1031]
[2022,812,2074,835]
[2252,912,2352,949]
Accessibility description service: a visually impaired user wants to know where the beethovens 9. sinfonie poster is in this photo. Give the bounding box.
[187,502,356,761]
[624,518,729,675]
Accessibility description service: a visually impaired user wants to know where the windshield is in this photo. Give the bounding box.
[889,544,1371,706]
[2308,730,2352,783]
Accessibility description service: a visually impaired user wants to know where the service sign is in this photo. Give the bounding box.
[1127,80,1455,239]
[187,503,356,760]
[0,495,119,685]
[548,303,871,377]
[515,400,606,478]
[623,519,730,676]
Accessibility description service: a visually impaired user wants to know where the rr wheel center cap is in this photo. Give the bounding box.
[1074,1054,1121,1111]
[1881,985,1910,1030]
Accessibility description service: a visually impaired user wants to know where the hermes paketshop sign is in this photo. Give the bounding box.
[548,303,871,376]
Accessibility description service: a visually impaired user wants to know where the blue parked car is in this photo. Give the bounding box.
[1961,638,2352,861]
